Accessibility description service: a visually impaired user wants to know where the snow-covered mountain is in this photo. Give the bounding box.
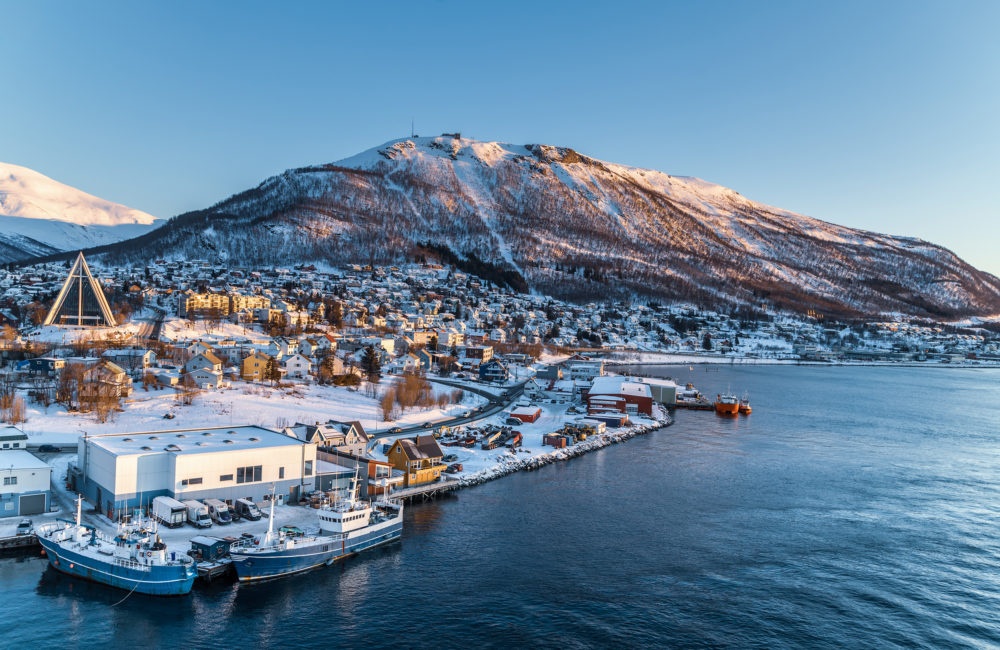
[83,136,1000,318]
[0,162,160,262]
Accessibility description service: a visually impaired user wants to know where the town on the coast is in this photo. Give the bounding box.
[0,253,998,593]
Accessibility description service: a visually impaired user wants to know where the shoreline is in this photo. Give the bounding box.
[604,357,1000,370]
[456,412,673,488]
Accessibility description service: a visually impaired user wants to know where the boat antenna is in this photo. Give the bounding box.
[75,493,82,527]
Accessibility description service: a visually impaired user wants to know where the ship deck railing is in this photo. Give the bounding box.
[113,556,153,572]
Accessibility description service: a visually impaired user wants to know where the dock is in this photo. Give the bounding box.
[0,534,40,552]
[196,559,234,583]
[387,478,462,502]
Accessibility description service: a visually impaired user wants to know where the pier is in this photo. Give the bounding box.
[0,534,39,552]
[386,477,462,502]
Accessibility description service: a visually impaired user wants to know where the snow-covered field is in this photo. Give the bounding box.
[159,317,271,344]
[16,377,488,446]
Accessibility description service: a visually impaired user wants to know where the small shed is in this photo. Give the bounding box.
[189,535,231,562]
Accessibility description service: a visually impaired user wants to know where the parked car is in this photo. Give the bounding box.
[15,519,32,536]
[441,454,459,463]
[445,463,463,474]
[505,417,521,426]
[422,421,433,428]
[38,444,60,453]
[389,426,403,433]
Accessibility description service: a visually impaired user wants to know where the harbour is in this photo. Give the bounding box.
[3,365,1000,647]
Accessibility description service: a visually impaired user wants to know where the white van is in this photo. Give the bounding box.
[182,499,212,528]
[203,498,233,525]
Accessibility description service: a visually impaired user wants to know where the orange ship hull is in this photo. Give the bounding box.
[739,403,752,414]
[714,401,740,415]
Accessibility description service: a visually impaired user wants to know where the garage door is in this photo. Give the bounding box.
[19,494,46,516]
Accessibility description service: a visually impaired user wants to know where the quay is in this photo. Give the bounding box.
[388,477,462,502]
[0,534,39,552]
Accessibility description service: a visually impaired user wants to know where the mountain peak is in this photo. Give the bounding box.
[0,161,158,227]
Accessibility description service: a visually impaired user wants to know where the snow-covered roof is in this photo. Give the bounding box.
[85,425,302,457]
[0,449,51,470]
[588,376,652,399]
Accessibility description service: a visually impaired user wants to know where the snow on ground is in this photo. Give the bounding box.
[26,321,145,345]
[370,399,667,481]
[159,316,271,344]
[16,378,488,446]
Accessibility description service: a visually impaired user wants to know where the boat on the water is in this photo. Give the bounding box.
[739,394,752,415]
[714,393,740,415]
[36,497,196,596]
[230,478,403,583]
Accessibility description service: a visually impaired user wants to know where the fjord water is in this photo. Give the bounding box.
[5,365,1000,648]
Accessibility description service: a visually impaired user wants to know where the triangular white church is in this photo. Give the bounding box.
[43,252,117,327]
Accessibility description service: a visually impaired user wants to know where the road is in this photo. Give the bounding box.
[136,306,166,342]
[366,378,528,444]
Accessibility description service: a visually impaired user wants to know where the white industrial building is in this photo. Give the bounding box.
[73,425,317,519]
[0,450,52,517]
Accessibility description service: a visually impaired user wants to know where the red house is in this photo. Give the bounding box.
[509,406,542,423]
[586,376,653,416]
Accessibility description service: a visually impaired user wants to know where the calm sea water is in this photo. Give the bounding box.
[4,365,1000,648]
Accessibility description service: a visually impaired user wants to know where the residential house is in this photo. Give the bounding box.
[81,361,133,398]
[478,359,509,383]
[185,368,222,389]
[385,435,446,487]
[241,351,274,382]
[282,353,312,379]
[184,351,224,375]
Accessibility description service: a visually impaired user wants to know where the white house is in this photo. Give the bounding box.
[282,353,312,379]
[0,450,52,517]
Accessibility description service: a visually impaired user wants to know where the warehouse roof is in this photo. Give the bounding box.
[588,376,652,399]
[84,425,303,456]
[0,449,52,470]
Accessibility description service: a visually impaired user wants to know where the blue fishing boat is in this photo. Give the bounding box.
[36,497,197,596]
[230,478,403,582]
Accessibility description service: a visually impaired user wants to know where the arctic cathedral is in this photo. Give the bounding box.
[43,252,117,327]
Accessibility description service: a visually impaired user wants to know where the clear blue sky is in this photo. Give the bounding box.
[2,1,998,274]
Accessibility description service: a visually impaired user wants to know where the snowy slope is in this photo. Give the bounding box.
[88,136,1000,319]
[0,162,161,261]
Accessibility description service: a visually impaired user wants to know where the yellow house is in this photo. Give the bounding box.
[386,435,446,487]
[241,351,273,382]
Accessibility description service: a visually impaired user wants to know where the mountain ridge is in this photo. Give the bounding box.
[0,161,161,262]
[25,136,1000,320]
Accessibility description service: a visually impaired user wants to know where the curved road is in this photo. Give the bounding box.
[366,378,528,443]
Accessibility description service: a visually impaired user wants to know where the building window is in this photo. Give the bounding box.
[181,477,203,486]
[279,467,285,479]
[2,443,8,448]
[220,474,233,482]
[3,476,16,486]
[304,461,313,476]
[237,466,262,484]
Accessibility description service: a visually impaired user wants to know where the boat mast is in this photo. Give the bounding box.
[264,485,277,545]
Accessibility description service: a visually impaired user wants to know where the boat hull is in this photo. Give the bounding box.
[37,536,196,596]
[714,402,740,415]
[231,518,402,582]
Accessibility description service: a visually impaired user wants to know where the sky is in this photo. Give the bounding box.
[2,1,998,274]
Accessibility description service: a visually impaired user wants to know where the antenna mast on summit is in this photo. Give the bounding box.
[411,117,415,138]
